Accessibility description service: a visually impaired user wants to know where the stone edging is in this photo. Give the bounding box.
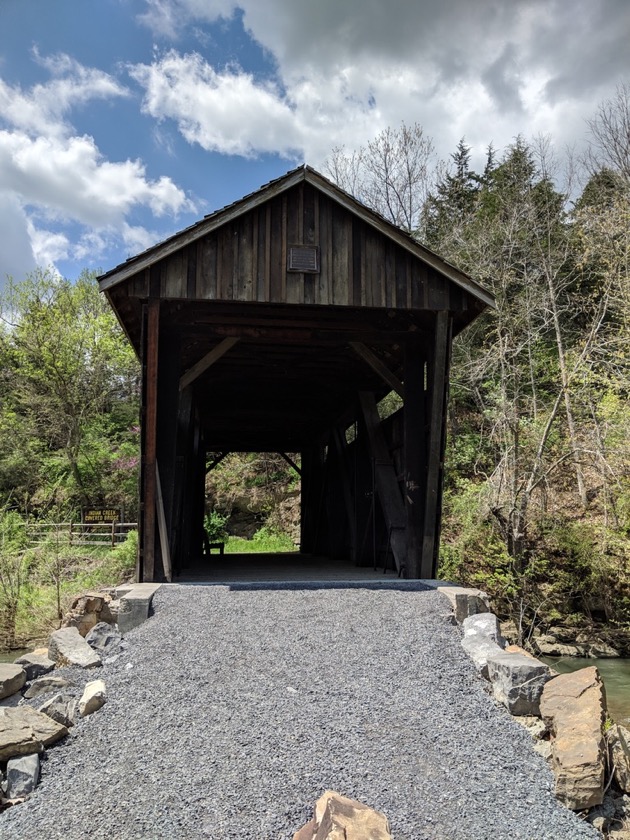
[0,583,161,808]
[438,583,630,836]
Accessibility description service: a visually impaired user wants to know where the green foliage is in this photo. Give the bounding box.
[225,525,295,554]
[0,269,140,518]
[204,510,228,543]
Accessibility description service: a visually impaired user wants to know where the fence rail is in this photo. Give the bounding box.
[25,521,137,548]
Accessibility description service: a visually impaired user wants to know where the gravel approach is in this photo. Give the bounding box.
[1,582,597,840]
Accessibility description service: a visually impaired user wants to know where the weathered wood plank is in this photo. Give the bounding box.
[197,235,217,300]
[421,311,452,577]
[163,250,186,298]
[155,463,172,582]
[332,206,350,305]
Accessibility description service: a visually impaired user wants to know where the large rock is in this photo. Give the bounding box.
[486,651,552,716]
[462,613,506,646]
[5,753,40,799]
[39,692,77,728]
[79,679,106,717]
[48,626,102,669]
[437,585,490,623]
[539,667,606,810]
[607,724,630,793]
[0,664,26,700]
[14,652,55,681]
[62,591,114,636]
[0,706,68,761]
[293,791,392,840]
[24,675,73,700]
[85,621,122,655]
[460,612,508,679]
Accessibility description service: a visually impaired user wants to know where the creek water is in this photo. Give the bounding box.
[541,656,630,726]
[0,648,29,664]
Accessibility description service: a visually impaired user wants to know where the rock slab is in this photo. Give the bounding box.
[5,753,40,799]
[539,666,606,810]
[460,613,507,680]
[24,676,73,700]
[0,664,26,700]
[85,621,122,655]
[608,724,630,794]
[0,706,68,761]
[79,679,107,717]
[486,651,552,716]
[14,653,55,681]
[293,790,392,840]
[48,626,102,669]
[39,693,77,729]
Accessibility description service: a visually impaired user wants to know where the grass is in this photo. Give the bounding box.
[224,526,296,554]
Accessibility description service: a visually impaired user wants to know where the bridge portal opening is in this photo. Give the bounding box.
[98,167,491,582]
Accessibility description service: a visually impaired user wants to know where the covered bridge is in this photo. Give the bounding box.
[98,165,493,582]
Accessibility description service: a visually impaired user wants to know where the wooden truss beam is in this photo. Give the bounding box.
[349,342,404,398]
[179,337,239,391]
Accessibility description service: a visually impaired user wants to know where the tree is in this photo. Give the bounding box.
[326,122,436,233]
[585,82,630,185]
[0,269,140,516]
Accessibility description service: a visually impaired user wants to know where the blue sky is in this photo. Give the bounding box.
[0,0,628,286]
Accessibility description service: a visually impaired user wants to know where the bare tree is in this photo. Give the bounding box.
[325,123,436,233]
[585,82,630,184]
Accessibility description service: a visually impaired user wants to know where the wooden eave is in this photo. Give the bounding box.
[98,165,494,311]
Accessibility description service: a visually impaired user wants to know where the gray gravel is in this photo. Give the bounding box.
[1,582,597,840]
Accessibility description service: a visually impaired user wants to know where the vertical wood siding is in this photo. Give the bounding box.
[135,181,463,311]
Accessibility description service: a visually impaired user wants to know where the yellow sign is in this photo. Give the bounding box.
[82,508,122,524]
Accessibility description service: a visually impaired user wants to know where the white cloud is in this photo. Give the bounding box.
[0,193,37,286]
[0,53,195,280]
[135,0,630,170]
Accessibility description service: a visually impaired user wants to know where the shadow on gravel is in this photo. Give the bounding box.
[174,580,434,592]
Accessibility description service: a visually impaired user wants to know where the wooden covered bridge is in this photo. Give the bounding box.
[98,166,492,582]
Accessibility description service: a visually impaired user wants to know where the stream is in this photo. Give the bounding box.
[542,656,630,726]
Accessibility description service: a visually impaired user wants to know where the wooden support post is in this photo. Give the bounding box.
[332,429,357,564]
[421,311,452,578]
[403,341,426,579]
[141,298,160,582]
[358,392,407,574]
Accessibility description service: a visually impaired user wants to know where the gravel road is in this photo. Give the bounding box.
[1,582,597,839]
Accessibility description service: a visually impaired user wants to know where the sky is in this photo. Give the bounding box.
[0,0,629,287]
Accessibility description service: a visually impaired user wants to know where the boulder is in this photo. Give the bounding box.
[39,693,77,728]
[461,634,504,680]
[462,613,506,646]
[437,585,490,623]
[48,626,102,669]
[62,591,115,636]
[539,667,606,810]
[293,791,392,840]
[0,706,68,761]
[607,724,630,793]
[79,679,106,717]
[24,676,73,700]
[5,753,40,799]
[486,651,552,716]
[460,612,508,679]
[14,653,55,681]
[0,664,27,700]
[535,635,581,657]
[85,622,122,655]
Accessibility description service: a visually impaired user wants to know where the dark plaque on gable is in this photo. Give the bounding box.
[288,245,319,273]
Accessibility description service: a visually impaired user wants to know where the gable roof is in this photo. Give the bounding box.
[98,165,494,309]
